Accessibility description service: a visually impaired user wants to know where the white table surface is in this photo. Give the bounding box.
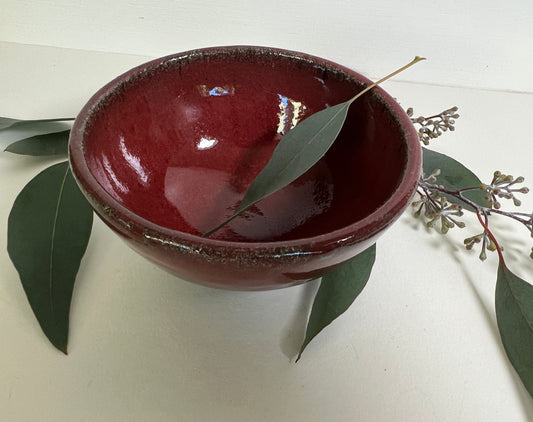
[1,36,533,421]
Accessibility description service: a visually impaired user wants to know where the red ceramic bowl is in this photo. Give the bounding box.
[69,46,421,290]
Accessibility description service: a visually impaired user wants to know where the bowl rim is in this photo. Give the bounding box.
[69,45,421,253]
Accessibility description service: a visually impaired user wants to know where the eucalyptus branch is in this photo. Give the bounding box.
[416,177,533,260]
[410,106,533,261]
[418,179,533,232]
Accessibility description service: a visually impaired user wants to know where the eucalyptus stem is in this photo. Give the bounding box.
[345,56,426,107]
[416,178,532,262]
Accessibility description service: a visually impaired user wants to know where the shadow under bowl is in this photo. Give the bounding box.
[69,46,421,290]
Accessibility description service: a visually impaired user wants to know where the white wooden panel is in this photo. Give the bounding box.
[1,0,532,92]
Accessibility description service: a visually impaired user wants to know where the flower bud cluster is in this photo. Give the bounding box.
[464,231,499,261]
[412,189,465,234]
[482,171,530,208]
[407,106,459,145]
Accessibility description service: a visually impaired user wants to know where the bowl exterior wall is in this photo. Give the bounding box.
[101,210,381,290]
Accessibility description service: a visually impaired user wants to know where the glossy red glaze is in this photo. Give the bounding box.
[69,46,421,290]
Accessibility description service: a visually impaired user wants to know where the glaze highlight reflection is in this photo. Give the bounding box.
[119,135,149,184]
[276,94,307,134]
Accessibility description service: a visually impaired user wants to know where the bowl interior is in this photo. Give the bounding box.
[82,48,408,242]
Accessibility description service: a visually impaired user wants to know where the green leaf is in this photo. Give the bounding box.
[7,161,93,353]
[205,57,425,236]
[496,263,533,398]
[237,100,351,206]
[0,117,22,130]
[297,243,376,361]
[236,99,351,209]
[0,117,74,131]
[422,147,490,211]
[204,100,352,236]
[5,130,70,156]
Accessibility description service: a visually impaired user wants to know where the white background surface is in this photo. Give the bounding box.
[2,0,533,93]
[1,1,533,421]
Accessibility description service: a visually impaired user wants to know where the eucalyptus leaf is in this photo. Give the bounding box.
[0,117,21,130]
[5,130,70,156]
[496,263,533,398]
[233,99,352,207]
[422,147,490,211]
[0,116,74,131]
[205,57,425,236]
[204,100,352,236]
[297,244,376,361]
[7,161,93,353]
